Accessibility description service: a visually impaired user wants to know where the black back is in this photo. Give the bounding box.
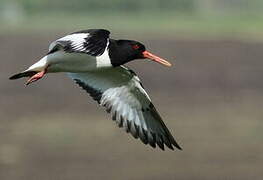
[49,29,110,57]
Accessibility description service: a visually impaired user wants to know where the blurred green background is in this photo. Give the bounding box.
[1,0,263,39]
[1,0,263,180]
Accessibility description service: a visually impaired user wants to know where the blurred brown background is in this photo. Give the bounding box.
[1,0,263,180]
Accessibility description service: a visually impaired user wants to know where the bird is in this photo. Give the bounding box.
[9,29,181,151]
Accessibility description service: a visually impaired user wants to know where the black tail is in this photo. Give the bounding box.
[9,71,37,80]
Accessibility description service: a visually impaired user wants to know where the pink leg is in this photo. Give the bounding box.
[26,70,46,85]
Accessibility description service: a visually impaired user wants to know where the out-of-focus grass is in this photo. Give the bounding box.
[1,92,263,180]
[1,12,263,41]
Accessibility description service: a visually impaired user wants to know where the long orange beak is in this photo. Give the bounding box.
[142,51,172,67]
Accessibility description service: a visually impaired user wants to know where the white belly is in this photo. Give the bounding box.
[47,52,99,73]
[27,49,113,74]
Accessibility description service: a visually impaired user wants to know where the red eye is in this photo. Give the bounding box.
[132,44,140,50]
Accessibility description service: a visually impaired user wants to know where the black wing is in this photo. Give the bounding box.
[68,66,182,151]
[48,29,110,56]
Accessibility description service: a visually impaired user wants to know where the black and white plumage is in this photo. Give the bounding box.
[48,29,110,56]
[9,29,181,150]
[68,66,181,150]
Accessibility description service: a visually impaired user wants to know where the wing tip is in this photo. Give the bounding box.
[172,140,183,151]
[9,72,24,80]
[150,142,182,151]
[137,129,182,151]
[9,71,37,80]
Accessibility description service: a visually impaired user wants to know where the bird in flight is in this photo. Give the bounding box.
[9,29,181,151]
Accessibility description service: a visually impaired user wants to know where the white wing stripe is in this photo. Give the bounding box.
[59,33,89,45]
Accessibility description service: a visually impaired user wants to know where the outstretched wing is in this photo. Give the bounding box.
[68,66,181,150]
[48,29,110,56]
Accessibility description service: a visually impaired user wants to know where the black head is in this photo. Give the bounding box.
[108,39,172,67]
[109,40,145,66]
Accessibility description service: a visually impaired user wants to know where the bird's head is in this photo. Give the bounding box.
[109,40,172,67]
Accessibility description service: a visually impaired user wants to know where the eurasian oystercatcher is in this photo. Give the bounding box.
[9,29,181,150]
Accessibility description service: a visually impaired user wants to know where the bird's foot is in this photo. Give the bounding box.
[26,70,46,85]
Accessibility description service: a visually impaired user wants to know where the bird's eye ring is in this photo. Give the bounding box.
[132,44,140,50]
